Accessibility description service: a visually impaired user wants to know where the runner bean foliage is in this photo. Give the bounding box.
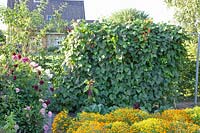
[57,20,188,113]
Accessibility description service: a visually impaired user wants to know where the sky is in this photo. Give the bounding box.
[0,0,174,31]
[84,0,174,22]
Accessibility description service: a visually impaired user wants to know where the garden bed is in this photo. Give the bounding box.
[52,107,200,133]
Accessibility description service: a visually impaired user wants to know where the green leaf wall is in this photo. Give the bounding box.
[59,20,188,112]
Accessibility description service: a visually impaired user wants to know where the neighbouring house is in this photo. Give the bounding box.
[7,0,85,47]
[7,0,85,21]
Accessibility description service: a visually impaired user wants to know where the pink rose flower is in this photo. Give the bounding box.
[43,124,49,131]
[24,106,31,111]
[15,88,20,93]
[30,61,39,68]
[12,53,21,60]
[12,55,18,60]
[21,57,30,63]
[48,111,52,118]
[40,108,45,116]
[42,103,47,109]
[35,66,43,71]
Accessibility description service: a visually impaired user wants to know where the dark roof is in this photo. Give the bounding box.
[7,0,85,21]
[7,0,17,8]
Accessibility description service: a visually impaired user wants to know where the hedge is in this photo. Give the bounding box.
[53,20,188,113]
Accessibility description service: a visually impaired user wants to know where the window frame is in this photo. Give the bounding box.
[46,15,53,21]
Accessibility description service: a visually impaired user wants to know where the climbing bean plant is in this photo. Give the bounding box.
[55,20,188,113]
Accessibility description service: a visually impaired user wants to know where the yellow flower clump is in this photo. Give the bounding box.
[52,110,73,133]
[185,106,200,125]
[106,121,130,133]
[168,121,200,132]
[52,107,200,133]
[67,121,82,133]
[78,112,105,122]
[104,108,149,125]
[75,121,108,133]
[160,109,191,123]
[130,118,170,133]
[130,118,200,133]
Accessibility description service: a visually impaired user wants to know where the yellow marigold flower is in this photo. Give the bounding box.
[106,121,130,133]
[67,121,82,133]
[52,110,74,133]
[160,109,191,123]
[104,108,149,125]
[75,121,107,133]
[185,106,200,125]
[168,121,200,132]
[78,112,105,122]
[130,118,170,133]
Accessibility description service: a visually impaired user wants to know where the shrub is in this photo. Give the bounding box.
[159,109,191,123]
[82,103,119,114]
[178,40,197,99]
[1,112,18,133]
[58,20,188,113]
[0,53,52,132]
[104,108,149,125]
[185,106,200,125]
[108,8,149,23]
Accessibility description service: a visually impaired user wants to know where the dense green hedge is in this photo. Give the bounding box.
[54,20,188,113]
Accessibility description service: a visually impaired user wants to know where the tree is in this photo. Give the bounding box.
[108,8,149,23]
[165,0,200,33]
[0,0,67,54]
[0,0,46,54]
[165,0,200,99]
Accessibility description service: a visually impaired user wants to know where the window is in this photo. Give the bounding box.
[46,15,53,21]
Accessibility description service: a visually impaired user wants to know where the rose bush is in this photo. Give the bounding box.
[0,53,53,132]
